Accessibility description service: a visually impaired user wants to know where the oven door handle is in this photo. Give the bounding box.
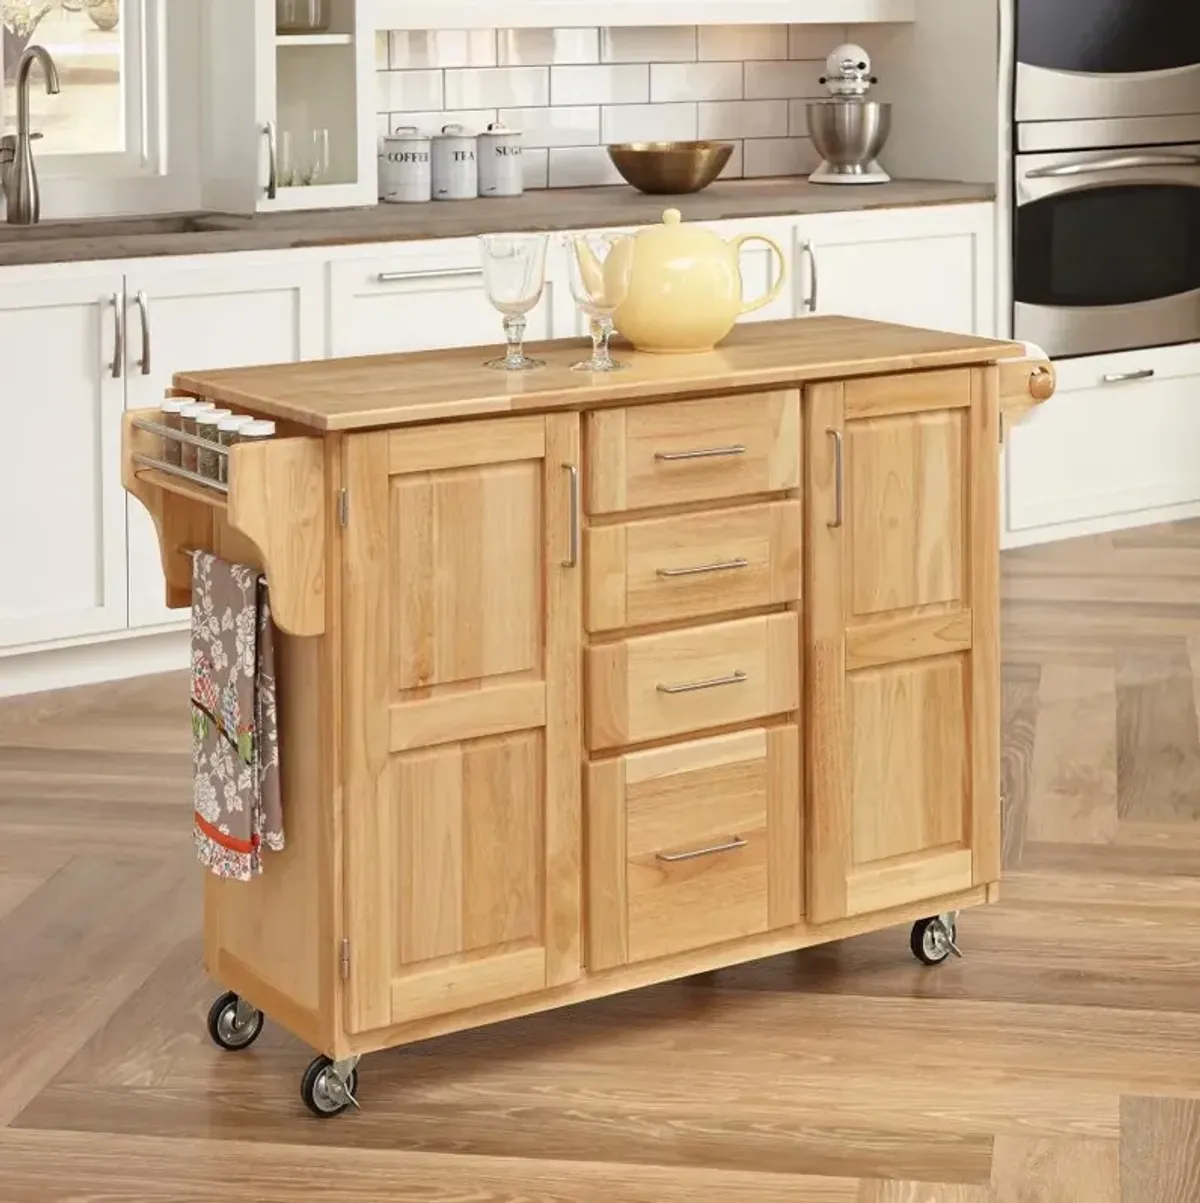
[1026,153,1200,179]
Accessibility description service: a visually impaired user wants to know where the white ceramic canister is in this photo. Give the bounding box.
[380,126,432,203]
[431,123,478,200]
[477,121,524,198]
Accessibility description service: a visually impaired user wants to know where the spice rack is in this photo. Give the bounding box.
[121,405,327,637]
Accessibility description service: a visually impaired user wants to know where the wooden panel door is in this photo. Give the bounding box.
[806,368,1000,923]
[342,414,582,1034]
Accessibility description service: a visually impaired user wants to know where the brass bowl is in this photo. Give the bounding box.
[606,141,734,195]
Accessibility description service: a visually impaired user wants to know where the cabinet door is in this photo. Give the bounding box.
[0,271,127,649]
[342,414,582,1034]
[806,369,1000,923]
[798,205,995,336]
[123,257,325,628]
[329,241,556,358]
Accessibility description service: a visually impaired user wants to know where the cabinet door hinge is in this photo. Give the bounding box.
[338,487,349,527]
[339,937,351,980]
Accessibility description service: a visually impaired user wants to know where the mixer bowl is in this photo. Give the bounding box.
[806,100,892,173]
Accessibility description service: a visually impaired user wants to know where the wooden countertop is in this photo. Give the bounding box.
[175,316,1024,433]
[0,179,994,267]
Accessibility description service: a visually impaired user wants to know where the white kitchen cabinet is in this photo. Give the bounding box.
[123,257,326,628]
[200,0,375,215]
[329,240,557,357]
[795,203,995,337]
[1003,342,1200,548]
[0,271,127,650]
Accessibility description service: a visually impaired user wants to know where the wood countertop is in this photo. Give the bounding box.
[0,179,994,267]
[174,316,1024,433]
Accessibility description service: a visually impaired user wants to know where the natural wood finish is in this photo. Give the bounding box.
[388,415,545,474]
[586,613,799,751]
[846,610,974,671]
[121,409,326,637]
[174,316,1024,432]
[1121,1097,1200,1203]
[844,368,972,420]
[998,355,1056,436]
[845,847,975,917]
[341,414,582,1035]
[585,501,802,633]
[586,390,801,515]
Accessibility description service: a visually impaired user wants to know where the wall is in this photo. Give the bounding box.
[375,24,853,188]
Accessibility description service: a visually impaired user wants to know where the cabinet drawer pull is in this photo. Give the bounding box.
[264,121,278,200]
[655,444,746,463]
[656,836,747,863]
[562,463,580,568]
[110,291,124,379]
[656,670,747,695]
[1101,368,1155,384]
[827,427,844,529]
[656,558,749,579]
[376,267,480,283]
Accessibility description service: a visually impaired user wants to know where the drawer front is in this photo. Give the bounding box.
[586,726,802,968]
[586,390,801,514]
[587,613,799,750]
[586,501,802,632]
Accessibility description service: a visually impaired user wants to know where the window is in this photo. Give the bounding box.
[1,0,161,175]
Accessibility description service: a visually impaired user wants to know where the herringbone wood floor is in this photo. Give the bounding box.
[3,522,1200,1200]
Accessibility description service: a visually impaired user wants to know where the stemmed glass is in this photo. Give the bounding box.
[565,232,631,372]
[479,233,549,371]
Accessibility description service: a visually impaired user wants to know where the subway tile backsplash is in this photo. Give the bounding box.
[377,24,847,190]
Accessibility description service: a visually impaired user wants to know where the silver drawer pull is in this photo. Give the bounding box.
[656,558,749,579]
[376,267,480,283]
[657,836,747,863]
[1101,369,1155,384]
[656,670,747,695]
[655,444,746,462]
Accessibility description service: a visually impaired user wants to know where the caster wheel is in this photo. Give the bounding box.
[206,991,264,1051]
[301,1056,359,1118]
[910,914,961,967]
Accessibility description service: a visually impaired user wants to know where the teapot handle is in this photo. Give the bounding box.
[731,233,787,316]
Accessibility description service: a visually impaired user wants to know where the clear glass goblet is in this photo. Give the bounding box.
[565,232,632,372]
[479,233,549,371]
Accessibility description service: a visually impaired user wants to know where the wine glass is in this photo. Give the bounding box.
[278,130,297,188]
[305,128,331,186]
[478,233,549,371]
[565,232,632,372]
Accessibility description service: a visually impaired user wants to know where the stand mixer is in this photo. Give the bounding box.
[806,43,892,185]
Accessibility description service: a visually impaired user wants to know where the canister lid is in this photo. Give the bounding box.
[238,420,277,438]
[385,124,429,142]
[481,120,520,136]
[435,122,474,138]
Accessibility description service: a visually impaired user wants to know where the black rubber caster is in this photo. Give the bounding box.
[910,913,962,967]
[301,1056,360,1118]
[206,991,264,1051]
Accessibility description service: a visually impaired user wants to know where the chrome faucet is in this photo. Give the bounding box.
[0,45,61,225]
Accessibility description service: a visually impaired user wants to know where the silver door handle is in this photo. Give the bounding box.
[800,239,819,313]
[655,444,746,462]
[264,121,277,199]
[656,558,749,579]
[657,670,747,695]
[562,463,579,568]
[1101,369,1155,384]
[376,267,480,282]
[1026,153,1200,178]
[134,290,150,375]
[827,427,844,529]
[656,836,747,863]
[111,291,124,379]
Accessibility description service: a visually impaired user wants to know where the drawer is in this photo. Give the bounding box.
[586,390,801,514]
[586,613,799,750]
[586,501,801,632]
[586,726,802,968]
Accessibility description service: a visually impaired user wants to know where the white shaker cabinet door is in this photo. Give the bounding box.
[0,271,127,651]
[328,239,556,358]
[123,255,325,629]
[795,203,996,337]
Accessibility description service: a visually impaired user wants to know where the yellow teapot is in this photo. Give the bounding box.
[596,208,787,354]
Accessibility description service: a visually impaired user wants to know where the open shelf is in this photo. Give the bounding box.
[276,32,354,46]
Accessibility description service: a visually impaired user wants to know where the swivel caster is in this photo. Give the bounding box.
[910,912,962,967]
[206,991,264,1051]
[301,1055,360,1118]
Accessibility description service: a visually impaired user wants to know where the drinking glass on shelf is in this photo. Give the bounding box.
[478,233,549,371]
[278,130,297,188]
[564,232,632,372]
[305,128,331,186]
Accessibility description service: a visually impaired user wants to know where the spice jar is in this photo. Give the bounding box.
[160,397,190,466]
[236,420,277,446]
[216,415,255,485]
[195,409,232,481]
[179,401,216,473]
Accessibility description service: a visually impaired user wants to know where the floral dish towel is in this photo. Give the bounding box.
[190,551,282,881]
